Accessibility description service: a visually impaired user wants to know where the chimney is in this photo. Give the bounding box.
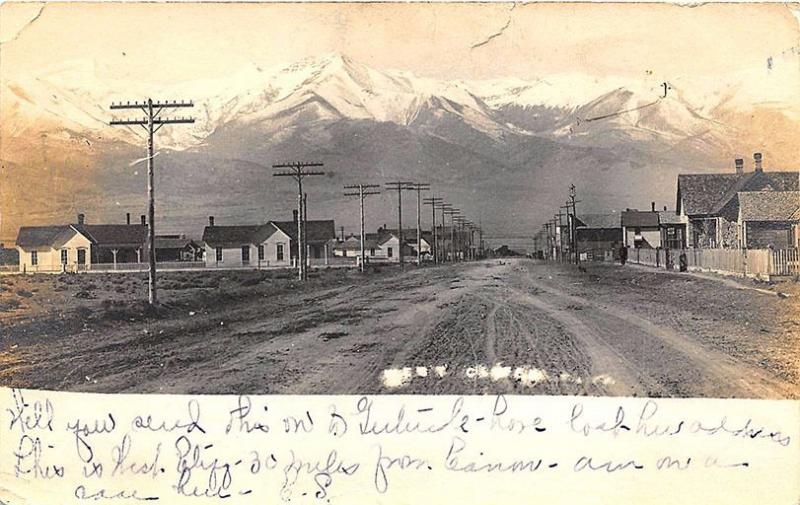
[651,201,656,212]
[77,213,85,225]
[208,216,215,227]
[735,158,744,174]
[140,215,146,226]
[126,213,131,225]
[754,152,763,172]
[293,209,299,222]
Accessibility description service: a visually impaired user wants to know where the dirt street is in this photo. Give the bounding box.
[0,259,797,398]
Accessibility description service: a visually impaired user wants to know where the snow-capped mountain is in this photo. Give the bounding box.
[2,52,737,152]
[1,52,793,244]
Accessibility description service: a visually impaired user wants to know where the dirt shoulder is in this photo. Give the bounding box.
[0,259,797,398]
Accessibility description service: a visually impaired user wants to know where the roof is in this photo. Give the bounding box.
[678,171,799,216]
[334,235,383,251]
[575,213,620,229]
[271,220,336,243]
[333,236,361,251]
[16,222,147,249]
[202,225,266,248]
[658,211,684,225]
[621,210,659,228]
[738,191,800,222]
[16,225,75,248]
[78,224,147,248]
[154,236,198,249]
[367,231,396,246]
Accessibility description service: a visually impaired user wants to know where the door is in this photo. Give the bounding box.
[241,246,250,265]
[77,249,86,267]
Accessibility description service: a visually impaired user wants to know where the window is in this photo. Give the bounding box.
[257,245,264,261]
[387,247,393,258]
[216,247,223,262]
[370,248,375,256]
[30,250,38,266]
[241,246,250,264]
[276,244,284,261]
[60,249,68,264]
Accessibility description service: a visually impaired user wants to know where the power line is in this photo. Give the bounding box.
[404,182,430,265]
[273,162,325,281]
[385,181,414,266]
[109,98,195,306]
[423,196,444,264]
[344,184,381,273]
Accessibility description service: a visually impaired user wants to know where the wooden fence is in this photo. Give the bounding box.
[623,247,798,279]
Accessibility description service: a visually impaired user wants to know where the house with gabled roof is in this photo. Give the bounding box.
[676,153,799,248]
[15,213,150,272]
[16,223,93,272]
[201,213,336,268]
[621,206,661,248]
[574,213,622,258]
[154,235,203,262]
[737,191,800,249]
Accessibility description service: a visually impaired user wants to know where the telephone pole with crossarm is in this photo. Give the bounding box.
[344,184,381,272]
[110,98,195,306]
[273,162,325,281]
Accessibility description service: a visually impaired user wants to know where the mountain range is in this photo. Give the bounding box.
[2,53,797,246]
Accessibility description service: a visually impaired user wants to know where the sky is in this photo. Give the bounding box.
[2,2,799,110]
[2,2,800,247]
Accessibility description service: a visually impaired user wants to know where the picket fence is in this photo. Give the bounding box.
[624,247,799,279]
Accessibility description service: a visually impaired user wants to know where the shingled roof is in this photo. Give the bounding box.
[575,213,620,229]
[154,236,199,250]
[271,220,336,243]
[658,211,684,225]
[16,222,148,249]
[202,225,267,248]
[16,225,77,248]
[738,191,800,222]
[621,210,659,228]
[678,171,799,216]
[78,224,147,248]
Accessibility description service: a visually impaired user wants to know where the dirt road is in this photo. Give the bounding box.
[0,259,797,398]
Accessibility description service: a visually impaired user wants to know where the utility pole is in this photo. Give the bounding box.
[344,184,381,273]
[478,218,484,259]
[445,208,460,262]
[554,211,567,262]
[273,162,325,281]
[561,201,573,263]
[436,203,452,262]
[405,183,430,265]
[303,193,309,270]
[110,98,195,306]
[423,197,444,265]
[455,217,467,261]
[544,223,552,259]
[568,184,582,265]
[385,182,414,266]
[478,224,484,259]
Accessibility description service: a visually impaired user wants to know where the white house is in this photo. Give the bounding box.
[16,225,93,272]
[201,216,336,268]
[201,220,271,268]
